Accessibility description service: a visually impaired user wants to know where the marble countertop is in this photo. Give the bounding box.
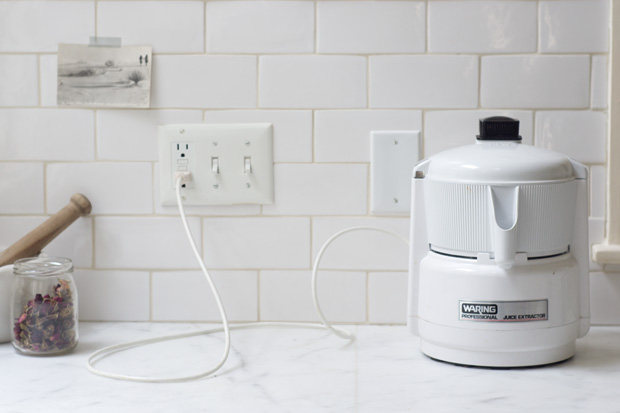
[0,322,618,412]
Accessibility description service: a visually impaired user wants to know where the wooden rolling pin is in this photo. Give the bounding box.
[0,194,92,267]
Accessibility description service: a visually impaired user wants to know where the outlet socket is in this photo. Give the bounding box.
[159,123,274,205]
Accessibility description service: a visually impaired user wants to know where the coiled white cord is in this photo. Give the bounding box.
[86,175,409,382]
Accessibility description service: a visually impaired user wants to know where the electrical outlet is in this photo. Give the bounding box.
[159,123,274,205]
[171,142,195,188]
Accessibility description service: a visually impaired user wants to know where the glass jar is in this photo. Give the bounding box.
[10,257,78,356]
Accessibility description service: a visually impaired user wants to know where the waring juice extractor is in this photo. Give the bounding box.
[407,117,590,367]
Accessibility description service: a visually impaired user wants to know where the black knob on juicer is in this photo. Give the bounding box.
[477,116,522,141]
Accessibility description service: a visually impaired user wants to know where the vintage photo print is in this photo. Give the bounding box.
[57,43,152,108]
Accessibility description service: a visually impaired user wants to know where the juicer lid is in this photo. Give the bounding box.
[423,117,577,184]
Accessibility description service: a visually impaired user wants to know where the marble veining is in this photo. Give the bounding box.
[0,323,618,412]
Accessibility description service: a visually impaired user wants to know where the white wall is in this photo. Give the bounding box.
[0,0,612,324]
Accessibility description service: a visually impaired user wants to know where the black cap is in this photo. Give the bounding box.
[477,116,521,141]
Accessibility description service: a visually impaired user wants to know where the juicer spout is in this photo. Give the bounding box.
[489,186,520,269]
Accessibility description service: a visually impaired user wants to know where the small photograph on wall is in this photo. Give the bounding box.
[57,43,152,108]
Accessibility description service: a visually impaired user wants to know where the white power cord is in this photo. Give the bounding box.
[86,174,410,382]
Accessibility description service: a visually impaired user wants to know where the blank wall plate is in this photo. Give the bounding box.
[159,123,274,205]
[371,130,421,214]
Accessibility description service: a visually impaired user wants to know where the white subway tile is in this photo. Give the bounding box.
[535,111,606,164]
[590,166,606,219]
[481,56,589,108]
[203,218,310,269]
[589,217,604,271]
[540,0,609,53]
[0,216,92,267]
[429,1,536,53]
[590,272,620,325]
[0,1,94,52]
[317,1,425,53]
[203,110,313,162]
[95,217,202,269]
[152,271,258,322]
[0,163,43,213]
[97,110,203,161]
[47,163,152,215]
[370,56,478,108]
[98,1,204,53]
[260,270,366,322]
[259,56,366,109]
[312,218,409,271]
[315,110,422,162]
[592,56,608,110]
[0,109,94,160]
[262,164,368,216]
[40,217,93,268]
[151,56,257,108]
[0,55,38,106]
[368,272,407,324]
[74,270,149,321]
[153,162,261,216]
[40,55,58,107]
[424,111,533,157]
[207,1,314,53]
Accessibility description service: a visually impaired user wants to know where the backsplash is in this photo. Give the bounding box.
[0,0,613,324]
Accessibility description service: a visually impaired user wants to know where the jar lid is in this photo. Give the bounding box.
[424,117,576,184]
[13,257,73,277]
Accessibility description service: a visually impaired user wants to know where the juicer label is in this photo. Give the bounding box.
[459,300,548,322]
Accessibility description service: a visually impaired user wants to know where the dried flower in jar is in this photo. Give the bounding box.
[13,279,77,353]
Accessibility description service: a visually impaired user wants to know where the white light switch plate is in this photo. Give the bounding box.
[159,123,274,205]
[370,130,421,214]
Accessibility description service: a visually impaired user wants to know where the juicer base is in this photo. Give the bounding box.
[420,339,575,368]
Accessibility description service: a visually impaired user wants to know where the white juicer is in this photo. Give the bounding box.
[407,116,590,367]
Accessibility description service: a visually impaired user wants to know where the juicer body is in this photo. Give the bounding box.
[407,141,590,367]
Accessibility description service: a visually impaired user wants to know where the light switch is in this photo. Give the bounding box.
[370,130,421,214]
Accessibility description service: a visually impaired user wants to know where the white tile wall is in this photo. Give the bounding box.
[39,55,58,107]
[424,111,533,156]
[207,1,314,53]
[260,270,366,322]
[152,270,258,322]
[540,0,609,53]
[0,163,44,214]
[259,56,366,108]
[589,272,620,325]
[74,270,150,321]
[0,1,94,52]
[314,110,422,162]
[151,56,257,108]
[370,56,478,108]
[590,166,606,218]
[481,56,590,108]
[97,110,203,161]
[98,1,204,53]
[0,56,38,107]
[95,217,202,269]
[203,110,313,163]
[368,272,407,324]
[535,111,606,164]
[0,0,613,325]
[0,109,94,160]
[592,56,609,110]
[317,1,425,54]
[428,1,536,53]
[590,217,605,271]
[203,218,310,269]
[47,163,153,214]
[263,164,368,216]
